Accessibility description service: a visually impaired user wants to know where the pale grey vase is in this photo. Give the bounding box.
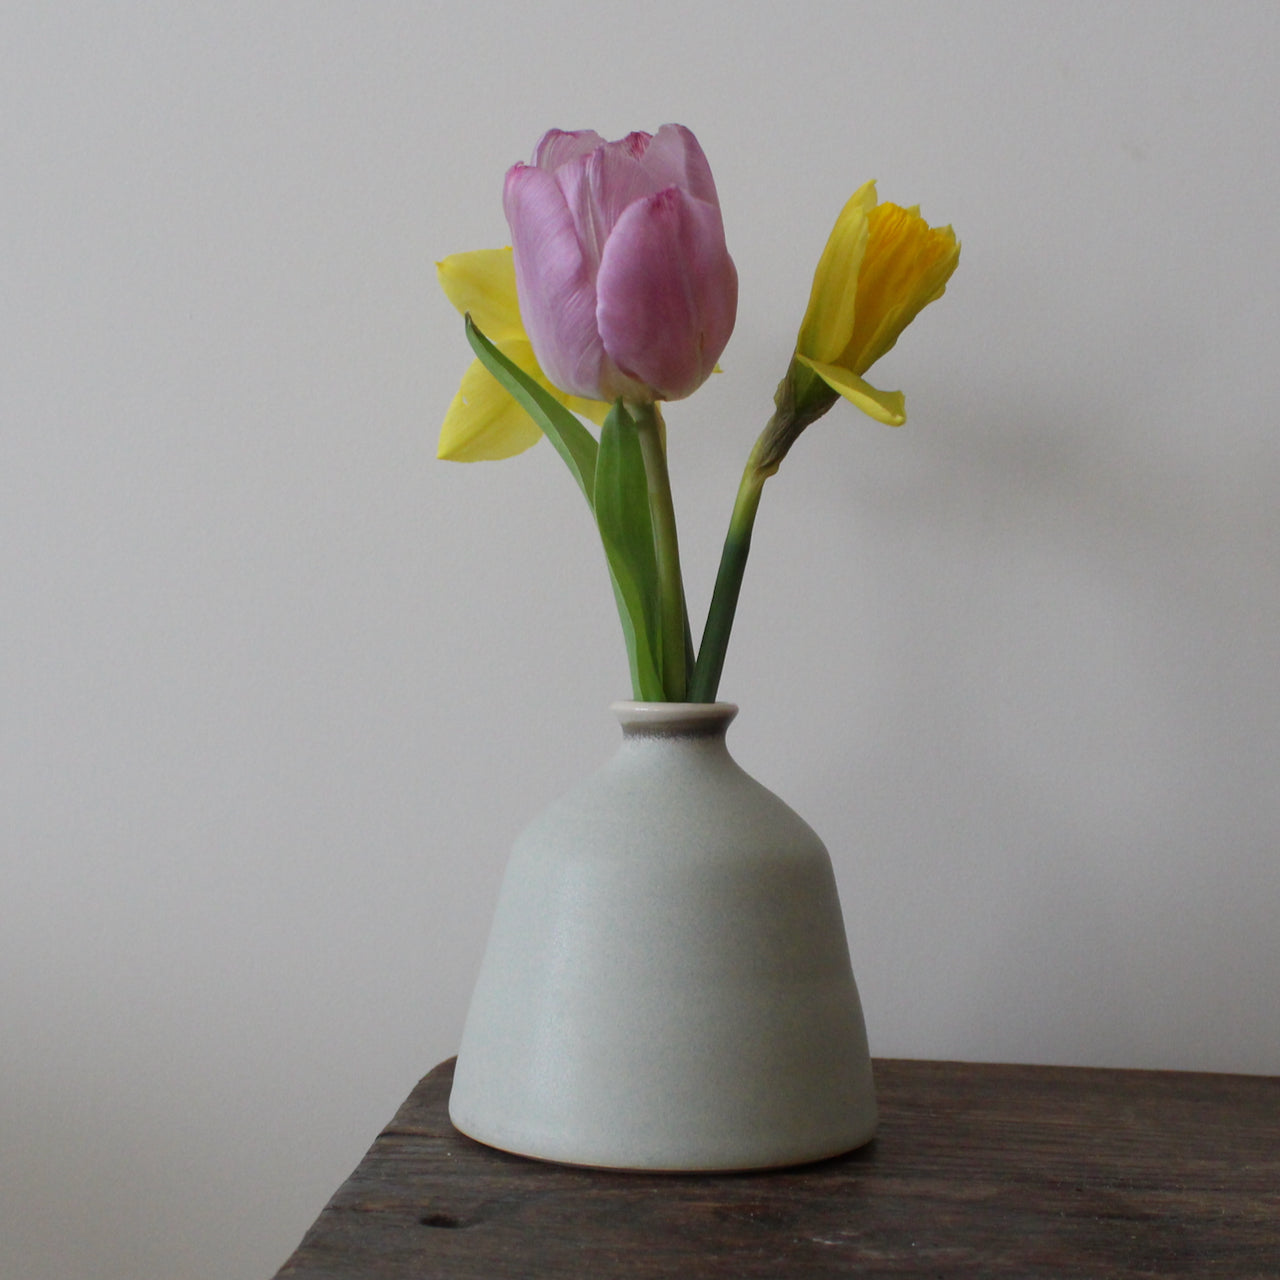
[448,701,877,1170]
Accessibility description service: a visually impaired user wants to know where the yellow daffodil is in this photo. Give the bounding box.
[795,180,960,426]
[437,247,610,461]
[691,184,960,701]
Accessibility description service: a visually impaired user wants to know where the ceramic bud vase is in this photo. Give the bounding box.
[448,702,877,1170]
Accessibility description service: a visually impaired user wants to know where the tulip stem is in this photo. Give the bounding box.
[632,402,688,701]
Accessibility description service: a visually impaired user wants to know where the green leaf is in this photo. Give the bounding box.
[594,402,664,701]
[464,315,599,505]
[604,565,663,701]
[463,316,664,698]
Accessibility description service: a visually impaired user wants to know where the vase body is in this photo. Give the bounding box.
[448,702,876,1170]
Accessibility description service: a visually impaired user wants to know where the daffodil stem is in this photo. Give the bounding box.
[632,402,688,701]
[690,457,768,704]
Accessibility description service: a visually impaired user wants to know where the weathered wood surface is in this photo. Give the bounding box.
[273,1057,1279,1278]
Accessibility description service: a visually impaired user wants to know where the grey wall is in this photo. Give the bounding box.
[4,3,1277,1278]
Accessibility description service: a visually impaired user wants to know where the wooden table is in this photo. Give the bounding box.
[273,1057,1279,1278]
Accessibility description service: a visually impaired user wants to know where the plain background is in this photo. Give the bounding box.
[4,3,1278,1277]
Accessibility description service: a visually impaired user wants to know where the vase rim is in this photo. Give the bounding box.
[610,701,739,735]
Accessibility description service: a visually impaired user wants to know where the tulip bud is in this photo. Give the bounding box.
[503,125,738,405]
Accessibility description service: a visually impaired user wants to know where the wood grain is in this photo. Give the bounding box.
[273,1058,1279,1278]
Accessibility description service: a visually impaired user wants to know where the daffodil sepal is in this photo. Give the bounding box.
[461,314,600,506]
[794,355,906,427]
[436,247,611,464]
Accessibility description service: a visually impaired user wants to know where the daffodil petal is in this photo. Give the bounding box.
[438,330,612,459]
[796,355,906,426]
[436,248,524,343]
[563,392,610,426]
[438,352,544,461]
[796,181,877,365]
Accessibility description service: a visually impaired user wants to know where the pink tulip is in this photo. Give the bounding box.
[503,125,738,405]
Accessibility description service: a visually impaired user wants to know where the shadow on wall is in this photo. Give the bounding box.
[775,384,1279,1071]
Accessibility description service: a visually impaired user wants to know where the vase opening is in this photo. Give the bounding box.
[611,700,738,738]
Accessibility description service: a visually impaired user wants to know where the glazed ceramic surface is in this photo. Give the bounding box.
[448,702,877,1170]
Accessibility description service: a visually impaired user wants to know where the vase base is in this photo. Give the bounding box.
[448,1045,878,1173]
[448,1107,878,1174]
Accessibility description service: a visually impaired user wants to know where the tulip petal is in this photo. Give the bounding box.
[438,342,546,461]
[558,142,657,270]
[596,188,738,402]
[504,162,607,399]
[639,124,722,210]
[567,127,721,260]
[797,181,876,365]
[436,248,523,341]
[796,355,906,426]
[532,128,606,172]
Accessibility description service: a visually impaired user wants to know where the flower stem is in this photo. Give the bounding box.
[690,360,843,703]
[689,458,767,704]
[632,402,688,701]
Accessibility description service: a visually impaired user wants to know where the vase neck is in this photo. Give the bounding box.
[611,701,738,740]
